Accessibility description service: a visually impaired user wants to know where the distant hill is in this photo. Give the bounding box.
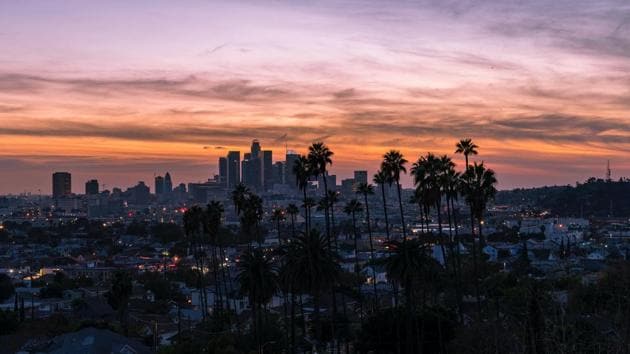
[495,178,630,218]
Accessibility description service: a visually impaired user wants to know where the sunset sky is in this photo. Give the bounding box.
[2,0,630,194]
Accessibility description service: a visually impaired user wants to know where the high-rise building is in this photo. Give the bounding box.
[341,178,355,197]
[251,139,261,158]
[52,172,72,198]
[164,172,173,193]
[242,155,261,191]
[155,175,165,195]
[285,151,299,188]
[354,170,368,185]
[317,173,336,192]
[262,150,273,191]
[85,179,99,195]
[227,151,241,188]
[218,157,228,186]
[273,161,285,186]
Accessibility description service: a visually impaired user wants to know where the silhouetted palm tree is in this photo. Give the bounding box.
[382,150,408,243]
[384,239,438,353]
[282,230,340,347]
[183,206,208,320]
[455,138,478,170]
[286,203,299,238]
[461,162,498,247]
[344,199,364,319]
[237,248,278,352]
[373,169,391,241]
[231,183,250,215]
[108,271,132,336]
[293,155,312,234]
[356,182,378,305]
[308,142,334,246]
[204,201,226,311]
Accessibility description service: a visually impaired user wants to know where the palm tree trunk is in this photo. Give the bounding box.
[322,176,331,247]
[303,189,309,235]
[363,193,378,308]
[380,184,391,241]
[470,206,481,316]
[351,212,363,323]
[436,199,448,269]
[396,180,407,242]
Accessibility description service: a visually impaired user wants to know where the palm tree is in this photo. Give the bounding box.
[108,271,132,336]
[373,169,391,241]
[282,230,340,347]
[183,206,208,321]
[241,193,264,246]
[308,142,334,246]
[356,182,379,305]
[286,204,299,238]
[204,201,227,311]
[231,183,250,215]
[237,248,278,352]
[293,155,312,234]
[344,199,364,319]
[384,239,439,353]
[461,162,498,247]
[327,190,340,249]
[382,150,408,242]
[455,138,478,170]
[302,197,316,232]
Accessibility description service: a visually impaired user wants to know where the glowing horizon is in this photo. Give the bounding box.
[2,0,630,194]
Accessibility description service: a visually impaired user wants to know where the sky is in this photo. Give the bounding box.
[1,0,630,194]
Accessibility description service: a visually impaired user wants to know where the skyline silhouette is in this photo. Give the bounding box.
[1,1,629,192]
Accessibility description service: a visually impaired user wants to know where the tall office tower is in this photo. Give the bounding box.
[341,178,355,196]
[285,151,299,188]
[317,173,336,192]
[273,161,285,186]
[262,150,273,191]
[164,172,173,193]
[242,155,262,190]
[354,170,368,185]
[251,139,261,158]
[218,157,228,186]
[85,179,99,195]
[52,172,72,198]
[155,175,165,195]
[227,151,241,188]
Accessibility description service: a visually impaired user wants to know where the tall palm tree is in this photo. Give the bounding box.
[327,190,340,249]
[382,150,408,243]
[344,199,364,320]
[237,248,278,352]
[308,142,334,246]
[356,182,379,305]
[455,138,478,170]
[204,201,227,311]
[241,193,264,246]
[108,271,132,336]
[373,169,391,241]
[293,155,312,234]
[384,239,439,353]
[286,203,299,238]
[461,162,498,247]
[231,183,250,215]
[302,197,316,232]
[183,206,208,321]
[282,230,340,347]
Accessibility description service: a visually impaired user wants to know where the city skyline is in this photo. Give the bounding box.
[2,1,630,193]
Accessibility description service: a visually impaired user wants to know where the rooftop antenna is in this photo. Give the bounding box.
[606,160,612,182]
